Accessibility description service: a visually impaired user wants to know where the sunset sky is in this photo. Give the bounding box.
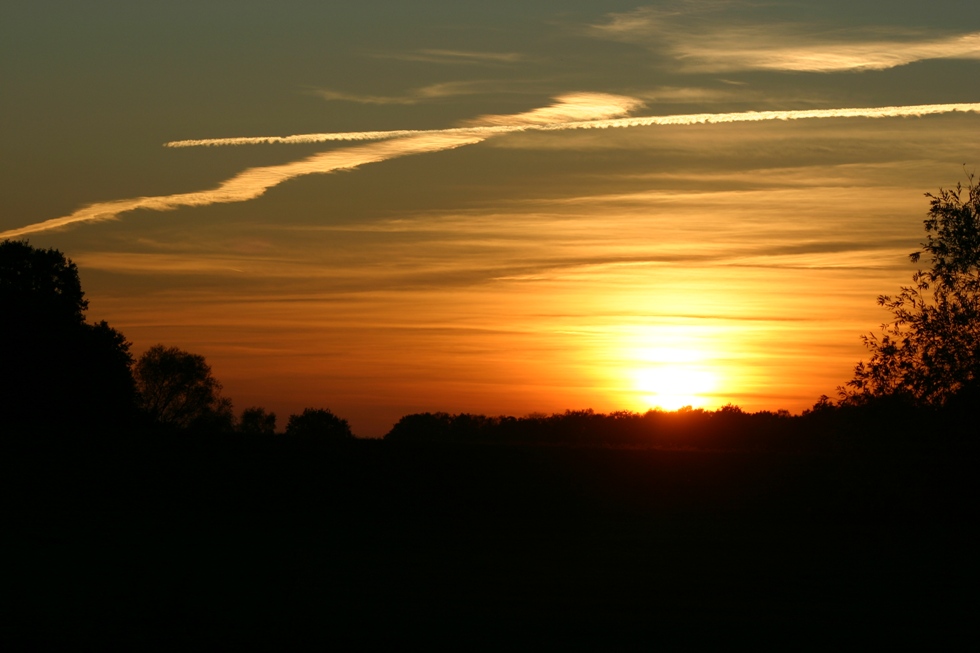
[3,1,979,436]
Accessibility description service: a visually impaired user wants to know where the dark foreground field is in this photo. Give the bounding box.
[3,434,976,647]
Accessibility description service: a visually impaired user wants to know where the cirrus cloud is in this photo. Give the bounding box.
[591,6,980,73]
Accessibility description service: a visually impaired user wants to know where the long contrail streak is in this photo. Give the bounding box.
[0,133,484,239]
[165,102,980,148]
[3,100,979,239]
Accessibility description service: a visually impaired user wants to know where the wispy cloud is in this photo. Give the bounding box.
[310,86,448,105]
[310,80,532,105]
[682,31,980,73]
[634,86,734,103]
[463,92,644,127]
[592,6,980,72]
[374,49,525,65]
[3,95,979,239]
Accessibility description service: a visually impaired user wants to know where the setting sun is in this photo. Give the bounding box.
[631,347,719,410]
[635,365,718,411]
[609,329,723,411]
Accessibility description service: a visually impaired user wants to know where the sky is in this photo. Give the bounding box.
[2,1,979,436]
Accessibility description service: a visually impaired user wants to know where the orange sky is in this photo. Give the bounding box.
[3,2,979,435]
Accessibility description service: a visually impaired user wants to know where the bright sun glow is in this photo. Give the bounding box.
[634,365,718,411]
[629,346,720,411]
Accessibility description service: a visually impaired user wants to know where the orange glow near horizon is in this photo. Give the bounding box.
[80,247,894,436]
[61,132,977,438]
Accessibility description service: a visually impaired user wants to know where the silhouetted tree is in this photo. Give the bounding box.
[385,412,453,442]
[844,172,980,405]
[285,408,353,440]
[134,345,233,430]
[239,406,277,435]
[0,240,88,324]
[1,240,136,428]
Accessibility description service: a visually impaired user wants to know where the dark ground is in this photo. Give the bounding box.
[2,434,976,648]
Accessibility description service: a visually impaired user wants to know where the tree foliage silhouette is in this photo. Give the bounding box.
[1,240,88,324]
[239,406,277,435]
[134,345,233,430]
[845,172,980,405]
[1,240,136,427]
[285,408,353,440]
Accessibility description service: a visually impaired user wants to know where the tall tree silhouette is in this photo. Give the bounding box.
[845,172,980,404]
[134,345,233,430]
[1,240,136,428]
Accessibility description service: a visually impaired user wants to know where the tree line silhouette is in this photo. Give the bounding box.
[0,240,351,440]
[2,173,977,446]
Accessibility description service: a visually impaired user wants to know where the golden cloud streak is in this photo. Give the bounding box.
[712,32,980,72]
[592,9,980,73]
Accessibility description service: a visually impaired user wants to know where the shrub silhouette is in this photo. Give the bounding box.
[285,408,353,440]
[1,239,136,428]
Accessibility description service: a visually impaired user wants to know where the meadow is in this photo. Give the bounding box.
[4,423,974,647]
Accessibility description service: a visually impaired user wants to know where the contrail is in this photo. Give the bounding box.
[165,126,505,148]
[0,133,485,239]
[3,99,979,239]
[545,102,980,130]
[165,102,980,148]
